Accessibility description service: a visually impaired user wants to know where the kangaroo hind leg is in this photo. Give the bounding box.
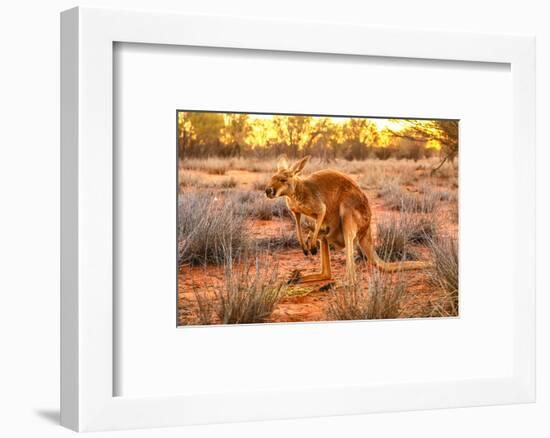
[341,209,359,284]
[357,226,376,267]
[289,238,332,284]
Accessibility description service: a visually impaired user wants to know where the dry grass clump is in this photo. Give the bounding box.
[378,181,438,213]
[182,158,230,175]
[449,201,459,223]
[437,190,457,202]
[219,176,237,189]
[215,253,287,324]
[229,191,272,219]
[360,159,420,187]
[377,181,403,203]
[246,196,274,220]
[360,170,400,189]
[418,183,457,202]
[230,192,291,220]
[185,251,287,325]
[179,173,238,190]
[189,282,216,325]
[255,228,300,250]
[270,197,292,219]
[206,167,228,175]
[228,157,274,173]
[179,174,201,188]
[428,237,459,316]
[178,193,248,265]
[182,157,277,175]
[375,219,412,262]
[364,271,407,319]
[327,270,406,321]
[434,162,457,179]
[327,280,369,321]
[405,215,437,244]
[332,160,367,175]
[405,188,438,213]
[375,213,436,261]
[252,176,269,191]
[230,190,256,203]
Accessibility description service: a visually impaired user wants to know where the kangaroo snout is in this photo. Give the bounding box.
[265,187,275,198]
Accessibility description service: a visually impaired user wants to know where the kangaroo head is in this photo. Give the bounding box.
[265,155,310,199]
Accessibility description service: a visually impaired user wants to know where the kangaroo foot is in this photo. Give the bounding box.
[318,282,335,292]
[288,269,302,284]
[305,240,319,256]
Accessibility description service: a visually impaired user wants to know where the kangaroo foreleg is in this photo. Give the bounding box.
[307,204,326,255]
[292,211,308,256]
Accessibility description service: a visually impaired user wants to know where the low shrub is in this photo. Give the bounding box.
[427,237,459,316]
[215,252,286,324]
[179,174,201,188]
[178,193,248,265]
[230,192,291,220]
[270,197,292,219]
[327,270,406,320]
[219,177,237,189]
[252,176,270,191]
[375,213,436,261]
[182,158,230,175]
[378,182,438,213]
[254,229,300,250]
[247,197,275,220]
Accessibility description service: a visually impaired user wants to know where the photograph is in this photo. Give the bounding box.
[177,111,459,326]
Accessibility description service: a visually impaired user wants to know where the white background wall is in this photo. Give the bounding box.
[0,1,547,437]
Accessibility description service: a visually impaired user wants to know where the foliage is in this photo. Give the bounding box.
[220,113,251,156]
[178,112,225,158]
[341,118,379,160]
[177,112,459,162]
[386,119,459,173]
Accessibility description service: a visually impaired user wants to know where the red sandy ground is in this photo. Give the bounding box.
[178,188,456,325]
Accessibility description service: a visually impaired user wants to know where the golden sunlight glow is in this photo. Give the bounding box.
[179,112,452,155]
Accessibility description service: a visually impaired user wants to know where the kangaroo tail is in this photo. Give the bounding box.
[369,251,432,272]
[358,228,433,272]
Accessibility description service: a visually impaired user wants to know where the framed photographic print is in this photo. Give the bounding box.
[61,7,535,432]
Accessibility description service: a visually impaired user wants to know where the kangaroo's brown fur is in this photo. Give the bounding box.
[265,155,432,284]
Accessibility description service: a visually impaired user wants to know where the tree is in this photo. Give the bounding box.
[306,118,341,162]
[245,118,273,153]
[221,113,251,156]
[388,119,458,173]
[341,118,379,160]
[272,115,320,157]
[182,112,225,157]
[177,112,193,159]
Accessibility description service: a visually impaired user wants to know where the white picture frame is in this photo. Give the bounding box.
[60,6,536,432]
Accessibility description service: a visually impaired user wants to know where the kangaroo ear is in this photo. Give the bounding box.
[277,154,290,172]
[290,155,311,175]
